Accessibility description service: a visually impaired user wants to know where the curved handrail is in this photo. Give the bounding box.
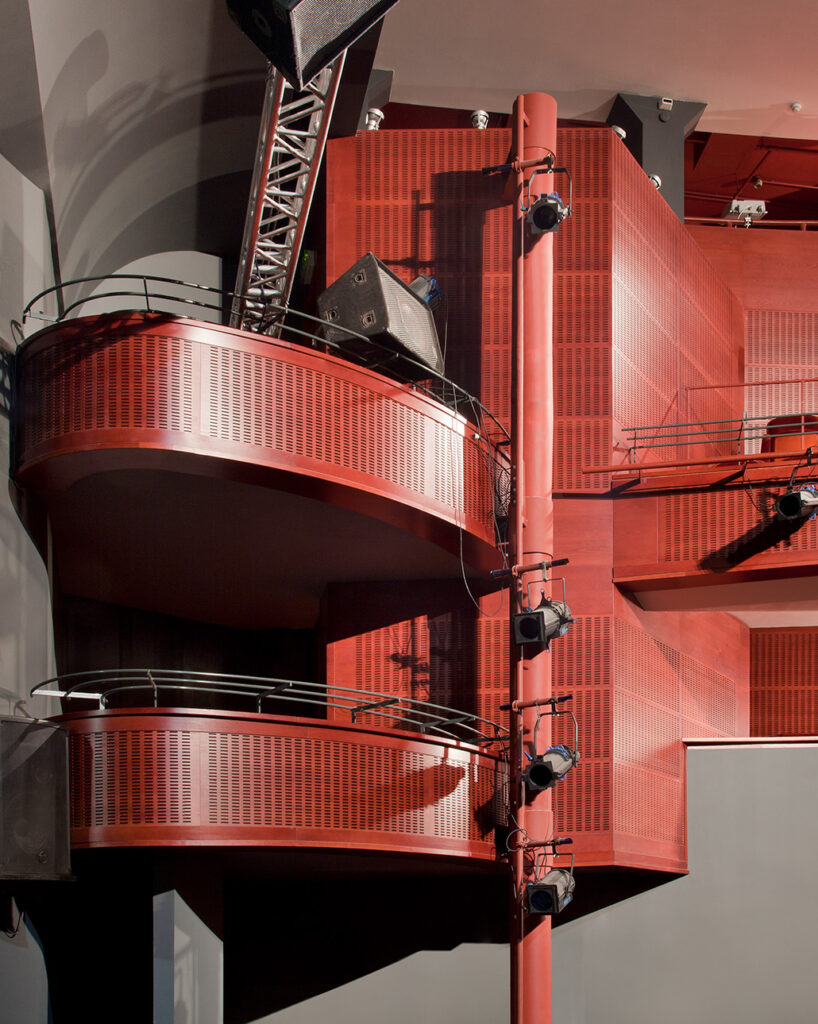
[21,274,511,445]
[31,668,508,747]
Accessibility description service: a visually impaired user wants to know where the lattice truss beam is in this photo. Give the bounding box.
[232,55,345,332]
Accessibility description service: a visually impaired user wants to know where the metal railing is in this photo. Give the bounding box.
[19,274,511,445]
[623,412,816,458]
[31,669,508,746]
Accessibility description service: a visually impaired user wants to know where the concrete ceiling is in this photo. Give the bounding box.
[376,0,818,140]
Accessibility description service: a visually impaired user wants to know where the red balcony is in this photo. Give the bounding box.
[13,281,508,629]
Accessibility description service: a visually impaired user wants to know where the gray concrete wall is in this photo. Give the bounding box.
[0,150,57,1022]
[0,150,56,717]
[256,742,818,1024]
[552,742,818,1024]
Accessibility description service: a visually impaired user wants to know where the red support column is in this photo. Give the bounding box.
[509,91,558,1024]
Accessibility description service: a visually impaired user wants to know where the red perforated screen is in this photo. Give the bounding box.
[751,628,818,735]
[17,316,503,546]
[65,709,505,858]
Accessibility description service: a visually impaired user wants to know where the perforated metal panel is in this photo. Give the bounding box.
[16,318,503,546]
[745,310,818,423]
[751,628,818,735]
[22,332,194,450]
[70,728,193,829]
[661,489,818,564]
[64,711,505,856]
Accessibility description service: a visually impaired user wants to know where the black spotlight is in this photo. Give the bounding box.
[317,252,443,380]
[225,0,401,91]
[523,745,578,791]
[513,599,573,648]
[526,870,576,915]
[775,488,818,520]
[526,192,568,235]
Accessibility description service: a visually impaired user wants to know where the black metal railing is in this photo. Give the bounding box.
[31,668,508,746]
[20,274,511,445]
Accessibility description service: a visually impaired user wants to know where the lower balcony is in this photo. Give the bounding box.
[35,670,508,861]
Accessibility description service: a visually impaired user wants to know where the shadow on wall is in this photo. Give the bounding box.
[223,869,507,1023]
[42,21,265,281]
[698,489,813,571]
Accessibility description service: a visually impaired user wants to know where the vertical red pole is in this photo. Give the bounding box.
[509,91,558,1024]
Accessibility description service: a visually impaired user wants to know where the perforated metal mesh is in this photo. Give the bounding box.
[66,715,505,854]
[661,489,818,564]
[751,628,818,735]
[17,322,500,541]
[22,333,194,450]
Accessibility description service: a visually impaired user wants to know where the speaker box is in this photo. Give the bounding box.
[225,0,399,91]
[0,718,71,881]
[317,253,443,380]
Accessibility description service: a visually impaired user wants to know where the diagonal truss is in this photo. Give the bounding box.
[231,55,345,332]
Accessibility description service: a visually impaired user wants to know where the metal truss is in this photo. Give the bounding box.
[231,55,345,332]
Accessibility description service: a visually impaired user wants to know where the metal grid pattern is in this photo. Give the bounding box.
[21,332,194,449]
[64,712,505,856]
[751,628,818,735]
[660,488,818,564]
[231,60,344,330]
[16,318,503,545]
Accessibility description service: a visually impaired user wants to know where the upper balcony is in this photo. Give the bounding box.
[12,277,509,629]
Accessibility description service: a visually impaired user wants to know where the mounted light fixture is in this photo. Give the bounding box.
[513,598,573,648]
[526,192,569,235]
[365,107,385,130]
[523,744,578,791]
[722,199,766,227]
[526,869,576,915]
[775,488,818,520]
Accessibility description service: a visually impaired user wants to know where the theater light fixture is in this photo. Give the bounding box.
[513,598,573,648]
[775,488,818,520]
[526,869,576,915]
[526,192,569,235]
[523,744,578,791]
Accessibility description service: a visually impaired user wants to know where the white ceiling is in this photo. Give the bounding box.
[376,0,818,139]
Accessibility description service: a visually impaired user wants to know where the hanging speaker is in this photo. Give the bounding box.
[225,0,401,91]
[317,253,443,380]
[0,718,71,881]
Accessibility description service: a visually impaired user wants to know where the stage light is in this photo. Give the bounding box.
[775,488,818,520]
[526,869,575,915]
[526,192,568,235]
[513,599,573,648]
[523,745,578,791]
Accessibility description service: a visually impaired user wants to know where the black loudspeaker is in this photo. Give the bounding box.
[317,253,443,380]
[0,718,71,881]
[226,0,400,90]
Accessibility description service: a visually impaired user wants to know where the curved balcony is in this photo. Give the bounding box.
[13,279,509,628]
[34,671,508,860]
